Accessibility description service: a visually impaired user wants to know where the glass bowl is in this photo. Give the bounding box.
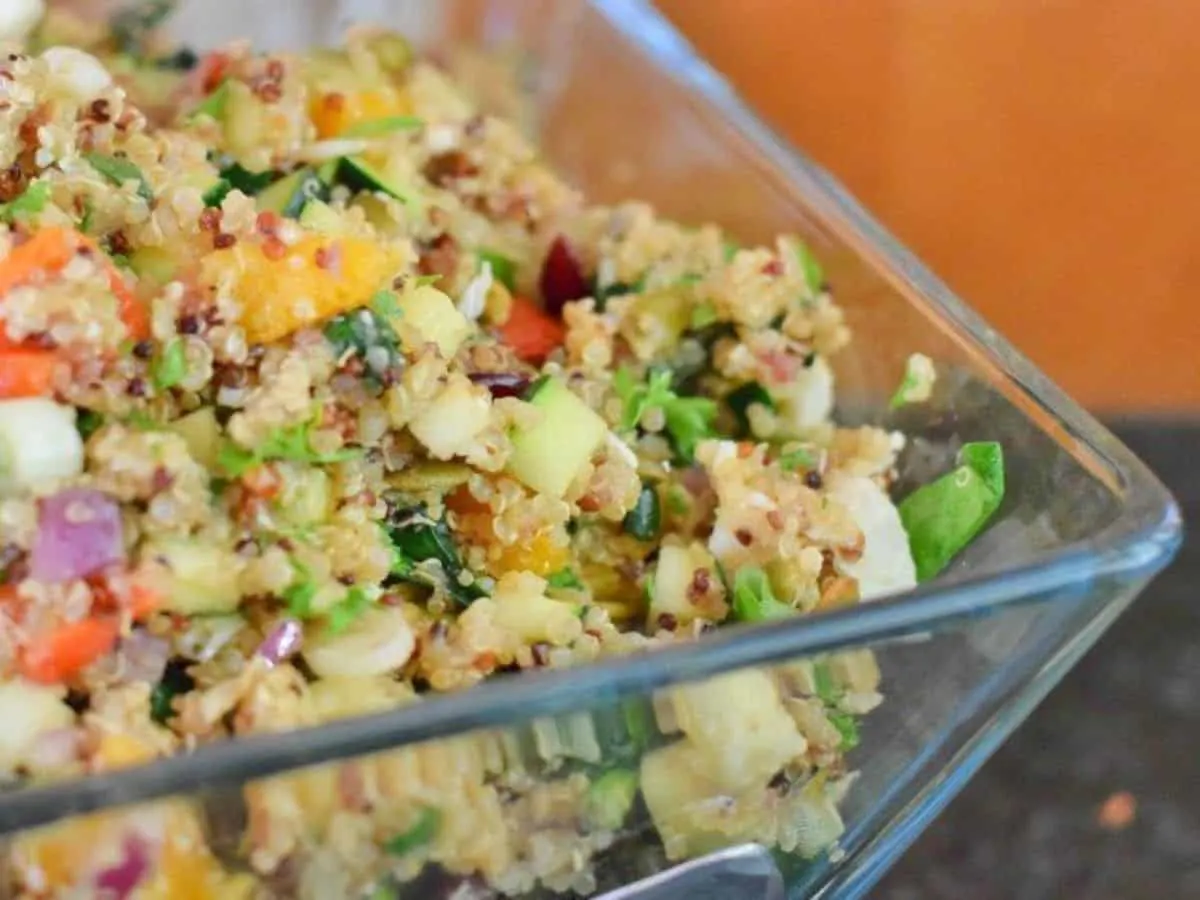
[3,1,1182,897]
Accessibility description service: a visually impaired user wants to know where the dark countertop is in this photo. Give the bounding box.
[877,421,1199,899]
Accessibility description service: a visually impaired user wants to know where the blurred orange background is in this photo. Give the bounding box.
[658,1,1200,412]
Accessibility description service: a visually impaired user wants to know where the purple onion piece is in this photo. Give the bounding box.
[94,834,151,900]
[257,618,304,665]
[538,235,590,317]
[467,371,532,399]
[117,630,171,684]
[30,488,125,583]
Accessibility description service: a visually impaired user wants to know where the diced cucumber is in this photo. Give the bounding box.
[507,378,608,498]
[167,406,220,469]
[144,538,243,614]
[336,156,416,206]
[297,199,346,235]
[222,80,269,161]
[256,167,328,219]
[0,400,83,496]
[585,769,639,831]
[394,283,471,357]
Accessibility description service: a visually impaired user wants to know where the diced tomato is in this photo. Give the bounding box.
[19,617,120,684]
[497,295,565,364]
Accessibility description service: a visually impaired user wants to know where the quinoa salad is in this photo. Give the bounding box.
[0,2,1005,898]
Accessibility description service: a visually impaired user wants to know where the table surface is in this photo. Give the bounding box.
[876,421,1199,899]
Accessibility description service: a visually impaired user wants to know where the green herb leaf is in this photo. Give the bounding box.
[0,181,51,222]
[722,239,740,262]
[889,352,936,410]
[546,568,585,590]
[622,483,661,541]
[385,807,441,857]
[325,585,374,633]
[793,240,824,294]
[218,421,359,477]
[827,711,860,750]
[385,506,485,607]
[689,301,718,330]
[150,660,194,724]
[201,178,232,209]
[725,381,775,435]
[812,660,839,703]
[124,410,161,431]
[84,153,154,203]
[898,441,1004,582]
[665,485,690,516]
[369,289,401,321]
[478,249,516,293]
[778,447,816,472]
[282,559,318,618]
[76,409,105,440]
[152,338,188,389]
[585,769,639,831]
[342,115,424,138]
[613,366,717,461]
[731,566,794,622]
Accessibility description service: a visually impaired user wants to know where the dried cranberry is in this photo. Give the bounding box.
[467,371,531,399]
[538,235,590,317]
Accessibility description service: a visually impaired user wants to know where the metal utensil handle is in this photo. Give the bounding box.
[598,844,785,900]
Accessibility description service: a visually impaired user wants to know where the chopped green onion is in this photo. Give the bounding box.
[384,807,440,857]
[546,568,585,590]
[898,441,1004,581]
[731,566,794,622]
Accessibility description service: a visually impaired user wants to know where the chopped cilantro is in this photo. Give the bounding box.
[385,807,441,857]
[0,181,50,222]
[546,568,585,590]
[731,566,794,622]
[84,153,154,203]
[152,338,188,390]
[325,585,374,633]
[612,366,717,462]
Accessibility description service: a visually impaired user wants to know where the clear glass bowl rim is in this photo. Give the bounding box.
[0,0,1182,836]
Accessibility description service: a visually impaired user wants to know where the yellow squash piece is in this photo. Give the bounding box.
[209,235,398,345]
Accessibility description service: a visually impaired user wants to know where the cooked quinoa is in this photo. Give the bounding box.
[0,4,1004,898]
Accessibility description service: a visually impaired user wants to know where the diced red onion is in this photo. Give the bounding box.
[538,235,590,317]
[30,488,124,583]
[467,371,532,399]
[31,727,84,770]
[116,630,171,684]
[93,833,151,900]
[257,618,303,665]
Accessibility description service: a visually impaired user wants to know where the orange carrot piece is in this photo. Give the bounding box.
[19,617,120,684]
[0,228,150,340]
[0,227,77,297]
[497,296,565,364]
[0,347,60,398]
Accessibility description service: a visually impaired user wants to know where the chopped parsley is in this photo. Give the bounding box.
[218,421,359,478]
[152,338,188,390]
[84,153,155,203]
[612,366,718,462]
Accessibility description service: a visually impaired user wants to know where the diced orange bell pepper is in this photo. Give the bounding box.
[497,295,565,364]
[19,617,120,684]
[0,346,61,398]
[308,88,409,139]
